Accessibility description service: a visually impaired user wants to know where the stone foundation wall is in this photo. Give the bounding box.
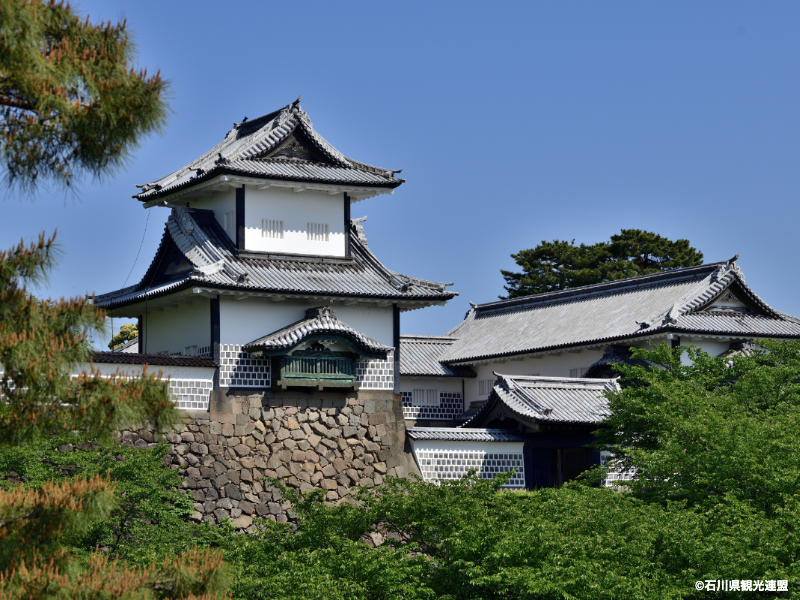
[121,389,419,532]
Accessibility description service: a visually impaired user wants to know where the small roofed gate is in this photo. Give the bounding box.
[525,438,601,489]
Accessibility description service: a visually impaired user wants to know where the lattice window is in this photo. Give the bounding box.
[569,367,588,378]
[224,211,234,233]
[307,222,329,242]
[478,379,494,396]
[412,389,439,407]
[262,219,284,239]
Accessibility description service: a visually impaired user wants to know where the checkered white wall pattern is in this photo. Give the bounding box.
[413,447,525,488]
[357,350,393,390]
[219,344,270,388]
[600,451,636,487]
[168,379,212,410]
[402,391,464,420]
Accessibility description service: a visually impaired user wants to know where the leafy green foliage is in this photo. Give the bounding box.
[109,323,138,351]
[0,231,229,598]
[0,232,180,446]
[594,340,800,514]
[0,0,170,191]
[0,438,233,598]
[226,473,799,599]
[501,229,703,298]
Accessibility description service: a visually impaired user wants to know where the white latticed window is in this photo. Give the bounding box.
[262,219,284,239]
[307,222,329,241]
[224,211,234,233]
[412,389,439,407]
[478,379,494,396]
[570,367,589,378]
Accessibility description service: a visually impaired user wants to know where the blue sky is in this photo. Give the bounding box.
[4,1,800,348]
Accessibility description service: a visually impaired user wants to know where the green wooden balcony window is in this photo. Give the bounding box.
[280,350,357,383]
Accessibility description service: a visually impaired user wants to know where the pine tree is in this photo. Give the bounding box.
[501,229,704,299]
[0,0,169,190]
[0,234,230,598]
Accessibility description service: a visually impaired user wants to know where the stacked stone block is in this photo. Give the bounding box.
[121,389,418,533]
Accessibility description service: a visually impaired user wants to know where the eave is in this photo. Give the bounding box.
[138,172,401,207]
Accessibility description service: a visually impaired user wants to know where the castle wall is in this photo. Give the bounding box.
[120,388,418,532]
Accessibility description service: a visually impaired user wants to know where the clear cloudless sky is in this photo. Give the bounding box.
[3,1,800,348]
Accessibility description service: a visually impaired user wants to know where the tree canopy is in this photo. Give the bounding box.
[109,322,138,350]
[501,229,704,299]
[0,0,169,190]
[0,233,230,598]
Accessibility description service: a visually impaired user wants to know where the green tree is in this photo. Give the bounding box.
[109,322,138,350]
[593,340,800,514]
[0,234,230,599]
[0,0,169,190]
[501,229,703,299]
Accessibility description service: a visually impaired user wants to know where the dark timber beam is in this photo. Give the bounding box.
[236,187,245,250]
[211,296,221,389]
[344,192,351,257]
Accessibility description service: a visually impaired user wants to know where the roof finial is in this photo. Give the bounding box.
[469,301,477,308]
[728,253,740,264]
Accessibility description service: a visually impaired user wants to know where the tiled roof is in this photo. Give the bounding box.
[110,337,139,353]
[134,98,402,202]
[94,207,456,309]
[244,305,391,357]
[442,259,800,363]
[89,352,217,368]
[406,427,527,442]
[399,335,476,377]
[464,375,617,426]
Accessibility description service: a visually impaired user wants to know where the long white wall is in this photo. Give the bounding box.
[399,376,463,395]
[140,299,210,355]
[219,298,394,347]
[244,186,346,256]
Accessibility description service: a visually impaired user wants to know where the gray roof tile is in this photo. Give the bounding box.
[95,207,456,308]
[464,375,617,426]
[244,305,391,357]
[134,99,402,201]
[442,260,800,363]
[407,427,527,442]
[399,335,476,377]
[89,352,217,368]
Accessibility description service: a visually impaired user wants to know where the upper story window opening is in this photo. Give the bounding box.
[412,389,439,407]
[224,211,234,234]
[307,222,329,242]
[570,367,589,378]
[262,219,284,239]
[478,379,494,396]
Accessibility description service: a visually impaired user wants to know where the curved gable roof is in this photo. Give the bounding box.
[94,207,457,310]
[442,259,800,363]
[134,98,403,202]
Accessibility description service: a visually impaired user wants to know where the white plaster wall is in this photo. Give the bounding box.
[334,304,393,347]
[75,362,216,382]
[410,439,524,455]
[140,300,210,354]
[678,337,731,365]
[463,348,606,404]
[189,190,236,243]
[399,376,464,394]
[244,186,346,256]
[219,298,394,347]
